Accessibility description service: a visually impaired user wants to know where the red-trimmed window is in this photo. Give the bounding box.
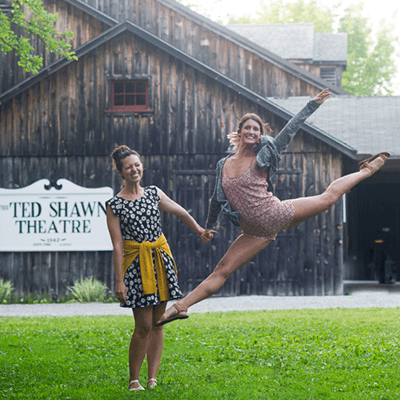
[111,80,149,112]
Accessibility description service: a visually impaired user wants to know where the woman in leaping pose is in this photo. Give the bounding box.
[156,88,389,326]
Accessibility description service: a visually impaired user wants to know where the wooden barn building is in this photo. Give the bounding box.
[1,0,399,298]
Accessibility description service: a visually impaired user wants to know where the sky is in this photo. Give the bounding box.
[184,0,400,95]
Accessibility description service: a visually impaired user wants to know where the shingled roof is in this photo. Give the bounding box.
[227,23,347,64]
[268,96,400,157]
[0,20,356,159]
[60,0,348,95]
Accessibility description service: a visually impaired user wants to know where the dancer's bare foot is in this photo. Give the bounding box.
[359,152,390,175]
[155,303,188,326]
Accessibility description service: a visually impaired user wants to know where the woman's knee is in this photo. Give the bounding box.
[213,260,232,281]
[134,322,152,338]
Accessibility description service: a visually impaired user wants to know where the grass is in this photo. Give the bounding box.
[0,308,399,399]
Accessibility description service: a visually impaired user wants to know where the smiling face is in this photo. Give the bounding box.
[119,154,143,183]
[238,118,262,145]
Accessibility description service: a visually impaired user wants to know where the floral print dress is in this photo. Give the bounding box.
[106,186,183,309]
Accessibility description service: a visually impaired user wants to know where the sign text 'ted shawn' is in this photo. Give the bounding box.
[0,179,114,252]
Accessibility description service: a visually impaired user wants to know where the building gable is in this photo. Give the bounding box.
[61,0,348,96]
[0,20,356,159]
[227,23,347,88]
[0,0,111,93]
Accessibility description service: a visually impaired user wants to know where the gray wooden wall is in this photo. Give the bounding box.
[0,3,344,297]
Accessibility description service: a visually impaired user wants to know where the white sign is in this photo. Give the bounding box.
[0,179,114,252]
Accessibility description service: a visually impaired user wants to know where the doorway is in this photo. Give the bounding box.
[346,181,400,281]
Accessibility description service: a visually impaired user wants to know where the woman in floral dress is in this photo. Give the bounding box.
[106,145,213,391]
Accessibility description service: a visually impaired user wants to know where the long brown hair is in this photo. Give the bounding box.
[227,113,272,151]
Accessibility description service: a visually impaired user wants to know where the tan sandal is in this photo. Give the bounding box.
[155,303,188,326]
[358,152,390,173]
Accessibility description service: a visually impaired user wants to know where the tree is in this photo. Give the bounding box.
[338,4,397,95]
[247,0,337,33]
[227,0,398,96]
[0,0,77,74]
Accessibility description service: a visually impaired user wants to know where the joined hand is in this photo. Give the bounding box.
[200,228,217,243]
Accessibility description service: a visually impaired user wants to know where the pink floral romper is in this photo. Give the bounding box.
[222,161,295,240]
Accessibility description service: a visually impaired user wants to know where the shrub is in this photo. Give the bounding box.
[0,279,13,303]
[68,276,108,303]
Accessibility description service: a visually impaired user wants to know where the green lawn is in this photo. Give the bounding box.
[1,308,399,399]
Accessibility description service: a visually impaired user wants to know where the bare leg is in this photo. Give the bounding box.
[146,302,167,387]
[128,306,153,389]
[157,154,388,325]
[157,235,274,323]
[288,155,386,228]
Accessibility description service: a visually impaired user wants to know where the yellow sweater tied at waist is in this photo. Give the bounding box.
[123,234,177,301]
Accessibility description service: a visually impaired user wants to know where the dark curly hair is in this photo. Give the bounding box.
[110,145,142,174]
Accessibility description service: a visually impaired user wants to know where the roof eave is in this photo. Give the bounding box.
[0,23,126,106]
[61,0,349,95]
[63,0,117,26]
[0,20,357,159]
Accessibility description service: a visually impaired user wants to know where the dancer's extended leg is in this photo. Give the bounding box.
[157,234,274,325]
[287,153,388,228]
[157,153,388,326]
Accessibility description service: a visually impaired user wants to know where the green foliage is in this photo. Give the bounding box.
[0,287,117,304]
[0,0,78,74]
[339,5,398,95]
[1,308,399,399]
[231,0,337,33]
[0,278,13,303]
[7,290,76,304]
[227,0,399,96]
[68,276,108,303]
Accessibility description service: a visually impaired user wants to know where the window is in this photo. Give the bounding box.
[320,67,337,86]
[110,80,150,112]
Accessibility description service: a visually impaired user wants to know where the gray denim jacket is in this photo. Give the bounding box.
[205,100,321,229]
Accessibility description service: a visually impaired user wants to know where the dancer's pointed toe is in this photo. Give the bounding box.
[155,303,188,326]
[358,152,390,174]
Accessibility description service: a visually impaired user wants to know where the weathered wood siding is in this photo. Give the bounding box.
[0,27,344,297]
[172,149,343,297]
[1,0,336,101]
[0,0,109,94]
[79,0,328,97]
[289,62,344,88]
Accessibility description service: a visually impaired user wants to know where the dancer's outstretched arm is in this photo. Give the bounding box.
[273,88,331,154]
[157,187,216,243]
